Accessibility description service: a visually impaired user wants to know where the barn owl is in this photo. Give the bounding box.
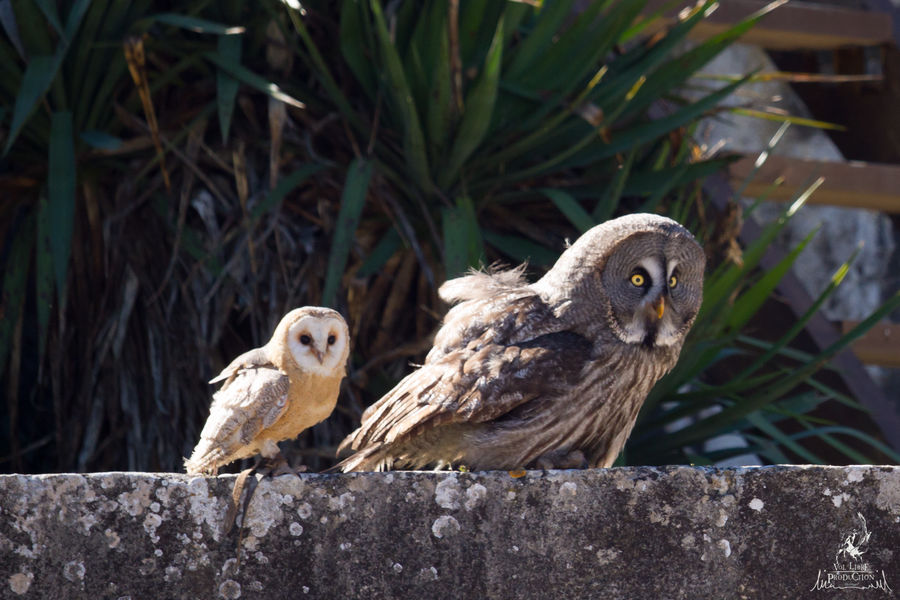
[185,307,349,475]
[337,213,704,472]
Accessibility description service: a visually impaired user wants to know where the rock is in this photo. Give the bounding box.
[1,467,898,598]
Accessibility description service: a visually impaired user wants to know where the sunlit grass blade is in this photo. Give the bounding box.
[730,108,846,131]
[731,121,790,202]
[4,55,57,154]
[593,148,636,221]
[357,228,402,278]
[699,175,823,329]
[80,130,123,151]
[540,1,645,98]
[637,161,691,214]
[144,13,245,35]
[35,0,63,36]
[0,214,34,382]
[745,412,826,463]
[620,0,682,42]
[6,0,49,60]
[502,75,745,187]
[483,231,557,266]
[368,0,432,193]
[439,13,504,189]
[726,227,818,332]
[504,0,572,81]
[593,0,717,107]
[642,370,784,430]
[803,378,864,411]
[204,51,306,109]
[622,157,736,196]
[339,0,376,97]
[731,246,859,382]
[458,0,502,69]
[660,290,900,452]
[35,195,54,361]
[216,34,241,142]
[579,76,750,166]
[541,188,595,233]
[791,426,900,464]
[442,196,485,278]
[250,163,325,221]
[514,0,619,90]
[323,159,373,307]
[286,3,364,133]
[483,65,609,166]
[624,1,786,119]
[47,111,75,298]
[425,14,453,160]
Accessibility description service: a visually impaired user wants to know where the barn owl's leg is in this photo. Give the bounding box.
[224,445,309,537]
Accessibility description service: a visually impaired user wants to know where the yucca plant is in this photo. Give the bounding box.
[0,1,277,471]
[1,0,896,473]
[281,0,758,283]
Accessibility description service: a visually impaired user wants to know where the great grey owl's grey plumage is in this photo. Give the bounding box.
[337,213,704,472]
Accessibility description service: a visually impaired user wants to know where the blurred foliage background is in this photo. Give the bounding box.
[1,0,898,474]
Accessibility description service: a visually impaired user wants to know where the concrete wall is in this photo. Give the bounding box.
[2,466,898,599]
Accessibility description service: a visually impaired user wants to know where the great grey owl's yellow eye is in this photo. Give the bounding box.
[630,273,645,287]
[669,275,677,288]
[299,334,311,345]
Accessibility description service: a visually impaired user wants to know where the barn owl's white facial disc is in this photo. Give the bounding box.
[287,315,348,376]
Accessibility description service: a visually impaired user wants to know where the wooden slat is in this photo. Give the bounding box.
[729,155,900,213]
[842,321,900,367]
[642,0,893,50]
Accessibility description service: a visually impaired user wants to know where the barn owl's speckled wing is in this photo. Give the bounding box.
[188,351,291,474]
[338,278,594,467]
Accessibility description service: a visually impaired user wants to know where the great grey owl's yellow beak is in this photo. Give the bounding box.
[652,296,665,320]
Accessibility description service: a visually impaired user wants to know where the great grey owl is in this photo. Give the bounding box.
[337,213,704,472]
[186,307,349,475]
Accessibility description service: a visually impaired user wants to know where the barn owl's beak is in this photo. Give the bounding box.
[652,296,665,320]
[313,348,325,364]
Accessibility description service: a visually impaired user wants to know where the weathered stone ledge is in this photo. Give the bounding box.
[1,466,898,599]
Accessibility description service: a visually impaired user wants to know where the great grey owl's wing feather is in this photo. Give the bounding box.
[437,265,528,304]
[340,290,593,453]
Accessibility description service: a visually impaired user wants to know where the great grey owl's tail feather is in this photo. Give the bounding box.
[333,443,391,473]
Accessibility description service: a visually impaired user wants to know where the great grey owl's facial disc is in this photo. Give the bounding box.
[601,229,704,348]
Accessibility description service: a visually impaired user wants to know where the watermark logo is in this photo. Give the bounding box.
[810,512,893,593]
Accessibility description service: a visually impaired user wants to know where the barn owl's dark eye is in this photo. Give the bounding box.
[299,334,311,345]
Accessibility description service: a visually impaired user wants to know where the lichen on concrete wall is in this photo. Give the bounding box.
[1,466,897,598]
